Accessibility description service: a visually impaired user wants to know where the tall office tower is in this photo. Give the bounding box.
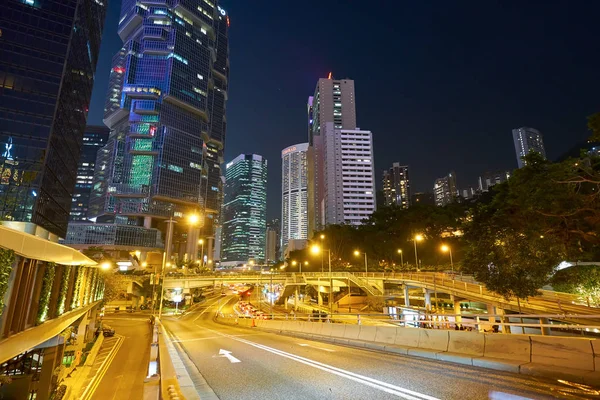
[85,1,230,258]
[281,143,308,250]
[323,127,376,225]
[512,127,546,168]
[70,125,110,221]
[0,0,107,240]
[221,154,267,265]
[478,170,511,192]
[265,227,277,265]
[307,76,356,233]
[382,163,410,208]
[433,172,458,207]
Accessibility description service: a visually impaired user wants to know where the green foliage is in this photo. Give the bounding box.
[552,265,600,306]
[56,266,71,316]
[588,112,600,142]
[37,262,56,324]
[0,248,15,318]
[70,267,81,310]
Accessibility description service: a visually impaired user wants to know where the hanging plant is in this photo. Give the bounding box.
[56,266,71,316]
[37,262,55,324]
[0,249,15,318]
[70,266,81,310]
[87,268,97,304]
[82,267,92,306]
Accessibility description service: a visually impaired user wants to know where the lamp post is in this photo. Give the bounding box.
[198,239,204,269]
[354,250,368,286]
[441,244,454,273]
[319,234,325,273]
[413,234,424,272]
[311,245,332,315]
[397,249,404,270]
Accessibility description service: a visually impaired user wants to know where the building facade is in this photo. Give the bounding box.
[81,1,229,260]
[0,0,107,240]
[478,170,511,192]
[221,154,267,265]
[323,127,376,225]
[512,127,546,168]
[281,143,308,250]
[308,77,357,233]
[382,163,410,208]
[433,172,458,207]
[411,192,435,206]
[70,126,110,221]
[265,227,277,265]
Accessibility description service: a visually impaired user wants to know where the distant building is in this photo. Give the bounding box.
[478,171,511,192]
[433,172,458,207]
[461,187,477,200]
[221,154,268,265]
[281,143,309,250]
[265,227,278,265]
[382,163,410,208]
[512,127,546,168]
[70,126,109,222]
[308,77,357,233]
[411,192,435,206]
[324,127,376,225]
[267,218,281,262]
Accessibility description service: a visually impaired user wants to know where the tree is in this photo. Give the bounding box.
[552,264,600,306]
[588,112,600,142]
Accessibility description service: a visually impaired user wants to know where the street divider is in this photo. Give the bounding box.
[156,319,186,400]
[218,314,600,386]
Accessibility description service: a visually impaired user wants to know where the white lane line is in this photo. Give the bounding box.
[172,333,264,343]
[196,325,438,400]
[298,343,335,352]
[193,296,225,322]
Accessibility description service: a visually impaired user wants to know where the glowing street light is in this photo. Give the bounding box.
[142,261,148,268]
[413,234,424,271]
[100,261,111,270]
[397,249,404,268]
[441,244,454,273]
[354,250,368,284]
[188,214,200,225]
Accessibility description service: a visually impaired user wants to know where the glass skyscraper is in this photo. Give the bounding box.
[85,1,229,254]
[221,154,267,265]
[0,0,107,240]
[70,125,109,221]
[281,143,308,250]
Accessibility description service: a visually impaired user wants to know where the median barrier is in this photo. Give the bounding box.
[394,327,420,348]
[358,326,377,342]
[530,336,595,371]
[320,323,333,337]
[481,333,530,362]
[374,326,397,345]
[308,321,323,336]
[447,330,484,356]
[417,329,449,352]
[343,325,361,340]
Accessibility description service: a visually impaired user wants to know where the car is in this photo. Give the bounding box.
[102,325,115,337]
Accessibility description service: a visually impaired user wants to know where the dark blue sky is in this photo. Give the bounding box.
[88,1,600,220]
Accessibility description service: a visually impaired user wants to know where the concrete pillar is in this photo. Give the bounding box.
[318,290,323,306]
[451,295,462,325]
[486,304,496,324]
[294,287,299,311]
[144,216,152,228]
[403,285,410,307]
[38,344,64,400]
[497,308,511,334]
[423,289,431,311]
[186,226,200,262]
[164,219,176,265]
[540,317,551,335]
[207,237,214,268]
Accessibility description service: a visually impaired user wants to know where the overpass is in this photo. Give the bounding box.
[163,271,598,323]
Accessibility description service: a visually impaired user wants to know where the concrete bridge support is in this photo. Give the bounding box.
[403,285,410,307]
[318,291,323,306]
[540,317,551,336]
[423,289,431,311]
[451,295,462,325]
[294,287,299,311]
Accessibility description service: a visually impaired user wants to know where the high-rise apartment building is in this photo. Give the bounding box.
[70,126,109,221]
[79,1,229,259]
[411,192,435,206]
[433,172,458,207]
[221,154,267,265]
[382,163,410,208]
[323,127,376,225]
[512,127,546,168]
[0,0,107,240]
[281,143,308,250]
[308,77,357,233]
[478,170,511,192]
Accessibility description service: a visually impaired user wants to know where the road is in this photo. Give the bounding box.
[91,313,152,400]
[161,294,598,400]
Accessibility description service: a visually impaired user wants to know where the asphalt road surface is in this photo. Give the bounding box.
[91,313,152,400]
[161,295,598,400]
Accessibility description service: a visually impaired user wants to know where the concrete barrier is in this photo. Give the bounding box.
[394,327,420,348]
[530,336,594,371]
[320,323,333,337]
[482,333,530,362]
[447,330,484,356]
[374,327,397,345]
[330,324,346,339]
[358,326,377,342]
[417,329,449,352]
[343,325,361,340]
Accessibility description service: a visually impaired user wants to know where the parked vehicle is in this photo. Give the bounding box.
[102,325,116,337]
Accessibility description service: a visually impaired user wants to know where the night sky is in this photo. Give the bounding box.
[88,1,600,220]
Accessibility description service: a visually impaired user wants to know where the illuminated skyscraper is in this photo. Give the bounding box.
[433,172,458,207]
[382,163,410,208]
[512,127,546,168]
[281,143,308,250]
[221,154,267,265]
[82,1,230,256]
[0,0,107,239]
[70,125,109,221]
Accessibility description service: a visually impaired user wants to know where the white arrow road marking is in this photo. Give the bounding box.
[214,349,241,363]
[298,343,335,352]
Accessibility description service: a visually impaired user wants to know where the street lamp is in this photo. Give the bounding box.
[319,234,325,273]
[311,245,333,314]
[100,261,112,270]
[397,249,403,269]
[441,244,454,273]
[413,234,424,272]
[187,214,200,225]
[354,250,368,285]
